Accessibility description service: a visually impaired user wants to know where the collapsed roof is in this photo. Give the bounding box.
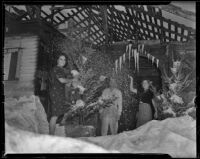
[5,4,196,47]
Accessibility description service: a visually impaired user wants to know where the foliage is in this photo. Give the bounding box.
[158,53,195,119]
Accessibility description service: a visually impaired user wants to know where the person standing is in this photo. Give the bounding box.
[98,78,122,136]
[49,54,72,135]
[128,77,156,128]
[136,80,156,128]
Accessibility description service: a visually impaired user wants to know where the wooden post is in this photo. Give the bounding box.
[51,5,54,25]
[100,5,109,53]
[88,9,92,43]
[34,5,41,21]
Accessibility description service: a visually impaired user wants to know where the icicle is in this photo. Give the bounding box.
[126,45,129,53]
[123,53,126,63]
[141,44,144,54]
[147,53,150,60]
[128,49,131,67]
[134,49,137,71]
[115,59,118,73]
[137,52,139,72]
[156,59,159,68]
[119,56,122,71]
[152,56,155,65]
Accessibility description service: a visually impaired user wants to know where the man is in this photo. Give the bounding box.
[98,78,122,136]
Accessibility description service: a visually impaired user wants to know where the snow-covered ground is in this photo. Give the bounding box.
[78,115,196,157]
[5,115,196,157]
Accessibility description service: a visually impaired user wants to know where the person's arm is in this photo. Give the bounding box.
[152,99,158,119]
[117,90,123,116]
[98,89,106,104]
[58,78,72,84]
[129,76,137,94]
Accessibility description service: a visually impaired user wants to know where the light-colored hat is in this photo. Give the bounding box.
[71,70,80,77]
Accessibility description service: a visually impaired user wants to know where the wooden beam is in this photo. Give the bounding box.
[41,10,58,24]
[83,7,105,33]
[100,5,109,45]
[151,4,195,22]
[50,5,78,11]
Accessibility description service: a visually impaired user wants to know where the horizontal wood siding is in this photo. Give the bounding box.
[20,36,38,81]
[4,35,38,97]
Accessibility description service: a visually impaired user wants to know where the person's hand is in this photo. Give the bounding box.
[98,98,103,104]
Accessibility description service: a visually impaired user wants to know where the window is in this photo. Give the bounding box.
[4,48,22,81]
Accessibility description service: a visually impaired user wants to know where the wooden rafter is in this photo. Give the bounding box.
[100,5,108,45]
[151,4,195,22]
[5,5,196,45]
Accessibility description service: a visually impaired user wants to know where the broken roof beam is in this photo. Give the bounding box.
[151,4,195,22]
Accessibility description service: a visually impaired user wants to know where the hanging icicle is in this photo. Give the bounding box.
[134,49,137,71]
[115,59,118,73]
[137,52,139,72]
[141,44,144,54]
[152,56,155,65]
[128,49,131,67]
[156,59,159,68]
[119,56,122,71]
[123,53,126,63]
[147,53,150,60]
[126,45,129,53]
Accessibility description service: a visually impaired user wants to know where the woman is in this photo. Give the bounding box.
[136,80,156,128]
[49,54,72,135]
[129,77,156,128]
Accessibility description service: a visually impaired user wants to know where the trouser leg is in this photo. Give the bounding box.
[115,122,118,134]
[101,117,109,136]
[110,118,118,135]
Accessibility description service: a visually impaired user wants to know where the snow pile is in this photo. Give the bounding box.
[5,95,49,134]
[5,123,117,153]
[80,115,196,157]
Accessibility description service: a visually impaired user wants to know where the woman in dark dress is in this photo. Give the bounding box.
[49,54,72,135]
[129,77,156,128]
[136,80,155,128]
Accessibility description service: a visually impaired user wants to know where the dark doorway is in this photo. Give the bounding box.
[130,56,162,92]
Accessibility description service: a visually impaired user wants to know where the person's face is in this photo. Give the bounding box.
[109,79,116,89]
[142,80,150,90]
[57,55,66,67]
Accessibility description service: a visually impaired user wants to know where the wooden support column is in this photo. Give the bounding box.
[88,9,92,43]
[51,5,54,24]
[25,5,34,19]
[158,9,165,43]
[132,5,142,41]
[100,5,109,52]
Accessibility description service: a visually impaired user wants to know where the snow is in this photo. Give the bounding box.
[4,95,196,156]
[5,95,49,134]
[5,123,117,154]
[79,115,196,157]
